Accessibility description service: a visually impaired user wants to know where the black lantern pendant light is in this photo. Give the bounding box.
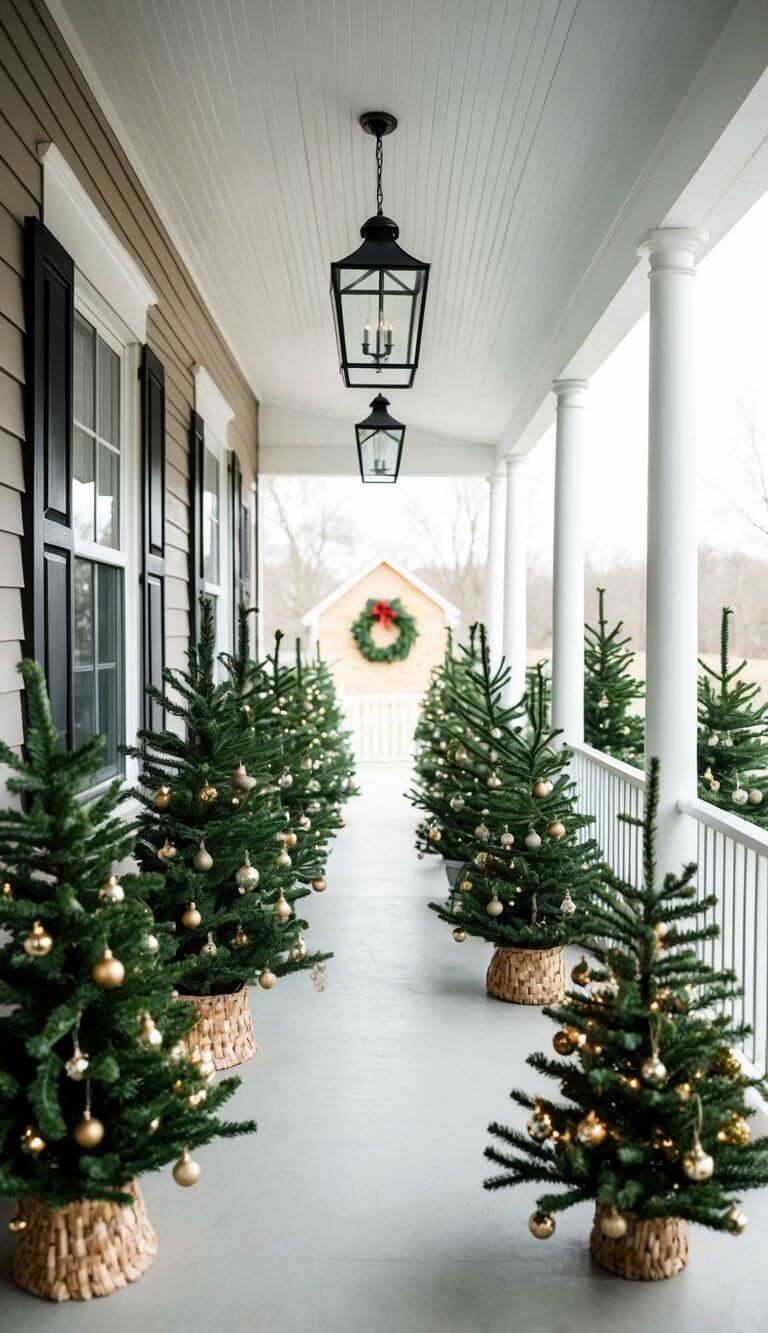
[355,395,406,483]
[331,112,430,389]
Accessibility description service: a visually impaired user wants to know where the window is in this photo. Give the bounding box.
[72,296,138,788]
[200,429,231,664]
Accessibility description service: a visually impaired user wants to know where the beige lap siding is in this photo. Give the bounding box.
[0,0,259,750]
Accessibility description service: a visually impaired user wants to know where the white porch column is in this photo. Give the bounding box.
[551,380,588,744]
[638,227,707,870]
[502,457,527,702]
[485,471,506,665]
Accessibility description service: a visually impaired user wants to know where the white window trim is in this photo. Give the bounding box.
[39,142,158,342]
[194,367,235,663]
[73,284,141,792]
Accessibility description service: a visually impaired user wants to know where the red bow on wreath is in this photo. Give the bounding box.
[371,599,398,630]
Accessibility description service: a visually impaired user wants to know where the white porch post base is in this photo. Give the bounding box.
[551,379,588,745]
[502,457,527,704]
[639,227,707,873]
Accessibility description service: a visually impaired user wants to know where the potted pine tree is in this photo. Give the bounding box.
[129,599,329,1071]
[429,632,601,1004]
[698,607,768,821]
[485,760,768,1278]
[584,588,644,764]
[0,663,253,1301]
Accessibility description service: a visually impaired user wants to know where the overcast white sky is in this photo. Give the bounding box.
[265,188,768,578]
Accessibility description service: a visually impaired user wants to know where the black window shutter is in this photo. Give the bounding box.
[230,450,251,624]
[22,217,75,747]
[140,346,166,730]
[189,410,205,642]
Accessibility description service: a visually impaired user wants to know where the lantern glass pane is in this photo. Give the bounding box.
[357,426,402,483]
[337,266,427,388]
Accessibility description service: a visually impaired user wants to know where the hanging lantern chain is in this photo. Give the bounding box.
[375,134,384,216]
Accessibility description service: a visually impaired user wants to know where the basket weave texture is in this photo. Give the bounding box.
[12,1180,156,1302]
[590,1204,689,1281]
[182,987,257,1070]
[486,944,566,1004]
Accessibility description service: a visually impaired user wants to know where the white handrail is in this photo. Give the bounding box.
[569,740,646,788]
[678,795,768,858]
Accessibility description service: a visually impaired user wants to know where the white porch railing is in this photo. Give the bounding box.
[570,742,645,887]
[341,693,420,763]
[571,743,768,1076]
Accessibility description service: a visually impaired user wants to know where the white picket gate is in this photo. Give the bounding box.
[340,693,421,762]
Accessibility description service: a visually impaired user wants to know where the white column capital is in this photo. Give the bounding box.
[487,470,506,491]
[637,227,708,275]
[504,454,526,475]
[552,378,589,408]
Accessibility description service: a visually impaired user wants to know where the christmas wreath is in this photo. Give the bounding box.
[351,598,418,664]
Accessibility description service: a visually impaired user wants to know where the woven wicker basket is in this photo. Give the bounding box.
[590,1204,689,1281]
[182,987,257,1070]
[486,944,566,1004]
[12,1180,156,1302]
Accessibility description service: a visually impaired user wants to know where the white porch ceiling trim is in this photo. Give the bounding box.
[259,404,494,477]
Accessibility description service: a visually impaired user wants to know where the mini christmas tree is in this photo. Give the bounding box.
[584,588,644,764]
[0,662,253,1298]
[410,627,488,863]
[484,759,768,1279]
[698,608,768,823]
[429,630,601,1002]
[129,599,328,1020]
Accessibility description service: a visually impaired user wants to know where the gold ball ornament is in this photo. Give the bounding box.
[452,927,467,942]
[500,829,515,849]
[152,785,172,810]
[23,920,53,957]
[283,831,298,849]
[138,1012,163,1047]
[274,892,292,922]
[73,1113,105,1149]
[526,1109,553,1141]
[718,1113,750,1147]
[486,773,501,789]
[553,1030,575,1056]
[259,966,277,990]
[748,788,763,805]
[99,873,126,902]
[475,822,490,840]
[682,1141,714,1181]
[571,957,590,986]
[732,785,748,807]
[725,1204,748,1235]
[450,794,465,811]
[235,853,260,892]
[525,830,542,851]
[276,849,293,869]
[460,878,473,892]
[710,1046,741,1079]
[200,932,218,959]
[145,933,160,954]
[172,1149,201,1188]
[528,1211,556,1239]
[577,1111,607,1147]
[91,947,125,988]
[486,897,504,917]
[65,1049,90,1081]
[559,889,576,914]
[148,1117,161,1135]
[21,1124,46,1154]
[290,935,308,962]
[182,902,202,929]
[312,877,327,892]
[192,841,213,872]
[428,826,442,843]
[547,819,566,840]
[156,841,177,864]
[198,782,218,805]
[599,1208,627,1239]
[641,1054,668,1087]
[278,771,294,790]
[1,881,12,897]
[532,780,549,799]
[8,1213,28,1234]
[231,926,249,949]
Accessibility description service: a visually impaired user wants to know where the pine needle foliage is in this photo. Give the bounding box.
[0,661,252,1208]
[129,598,327,996]
[584,589,644,764]
[698,608,768,825]
[428,628,601,948]
[485,759,768,1234]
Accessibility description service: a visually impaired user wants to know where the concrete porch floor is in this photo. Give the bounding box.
[1,763,767,1332]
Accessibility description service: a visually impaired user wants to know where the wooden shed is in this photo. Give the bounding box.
[303,558,461,696]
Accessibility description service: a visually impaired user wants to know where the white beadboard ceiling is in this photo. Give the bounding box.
[50,0,739,445]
